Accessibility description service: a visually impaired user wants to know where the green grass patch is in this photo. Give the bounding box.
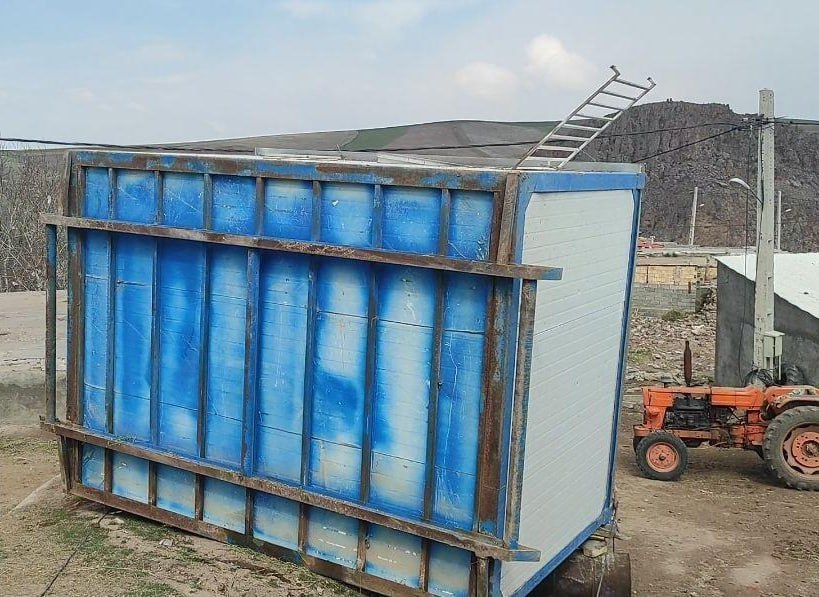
[661,309,687,322]
[628,347,653,365]
[173,545,208,565]
[0,437,56,456]
[122,516,172,542]
[38,509,148,579]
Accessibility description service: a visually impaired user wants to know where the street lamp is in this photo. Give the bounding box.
[728,177,762,204]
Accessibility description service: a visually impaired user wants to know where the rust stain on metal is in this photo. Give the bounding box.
[43,421,540,562]
[41,214,562,281]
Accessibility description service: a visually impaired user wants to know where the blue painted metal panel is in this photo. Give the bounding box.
[306,508,359,568]
[82,231,111,431]
[81,443,105,489]
[447,190,493,261]
[156,464,196,518]
[309,257,369,497]
[212,175,256,234]
[369,265,437,517]
[255,252,309,483]
[69,152,644,595]
[263,179,313,240]
[382,186,441,254]
[112,234,153,442]
[84,167,110,219]
[427,542,472,597]
[364,525,423,587]
[203,477,247,533]
[205,246,247,467]
[111,452,149,503]
[115,171,156,223]
[432,273,489,530]
[157,239,203,456]
[320,182,374,247]
[162,172,204,228]
[253,492,300,550]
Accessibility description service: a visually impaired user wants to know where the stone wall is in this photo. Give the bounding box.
[631,283,712,316]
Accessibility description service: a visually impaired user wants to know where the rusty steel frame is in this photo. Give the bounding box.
[42,153,558,595]
[40,214,560,282]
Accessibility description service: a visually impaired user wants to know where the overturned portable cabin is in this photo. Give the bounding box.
[43,150,643,595]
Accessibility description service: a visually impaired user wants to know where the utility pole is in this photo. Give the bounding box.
[688,186,698,246]
[776,190,782,251]
[753,89,776,370]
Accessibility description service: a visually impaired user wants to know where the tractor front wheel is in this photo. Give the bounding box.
[636,432,688,481]
[763,406,819,490]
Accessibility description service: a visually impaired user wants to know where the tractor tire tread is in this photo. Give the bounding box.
[762,405,819,491]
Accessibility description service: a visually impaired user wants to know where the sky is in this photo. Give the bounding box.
[0,0,816,144]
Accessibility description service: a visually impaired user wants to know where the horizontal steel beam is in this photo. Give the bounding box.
[41,214,562,281]
[69,150,508,192]
[43,421,541,562]
[70,484,429,596]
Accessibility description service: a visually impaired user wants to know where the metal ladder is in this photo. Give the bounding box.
[515,65,656,170]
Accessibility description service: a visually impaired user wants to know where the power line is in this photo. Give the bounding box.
[633,126,746,162]
[774,117,819,126]
[0,122,744,156]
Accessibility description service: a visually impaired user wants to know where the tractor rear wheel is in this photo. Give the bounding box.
[636,432,688,481]
[763,406,819,491]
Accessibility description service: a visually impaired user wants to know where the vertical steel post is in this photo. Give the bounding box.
[45,224,58,423]
[503,279,538,546]
[753,89,775,369]
[688,186,698,246]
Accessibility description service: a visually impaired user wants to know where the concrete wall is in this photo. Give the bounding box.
[715,263,819,386]
[631,283,711,316]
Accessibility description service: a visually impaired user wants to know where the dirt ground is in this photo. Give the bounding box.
[1,417,816,597]
[0,425,357,597]
[615,411,819,597]
[1,292,817,596]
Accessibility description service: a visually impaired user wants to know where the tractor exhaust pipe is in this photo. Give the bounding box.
[684,340,693,387]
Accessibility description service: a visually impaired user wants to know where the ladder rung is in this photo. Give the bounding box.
[549,134,591,142]
[576,112,615,121]
[588,101,623,111]
[534,145,578,153]
[599,89,639,101]
[561,123,604,132]
[614,77,652,91]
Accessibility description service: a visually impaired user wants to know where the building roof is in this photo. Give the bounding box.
[716,253,819,317]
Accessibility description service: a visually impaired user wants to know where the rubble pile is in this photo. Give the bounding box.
[626,295,716,392]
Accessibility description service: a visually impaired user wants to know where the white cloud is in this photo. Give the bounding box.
[525,34,596,90]
[455,61,519,101]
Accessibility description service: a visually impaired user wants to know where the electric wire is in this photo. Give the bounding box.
[0,121,748,157]
[632,126,746,162]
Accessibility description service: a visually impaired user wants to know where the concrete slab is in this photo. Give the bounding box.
[0,290,67,424]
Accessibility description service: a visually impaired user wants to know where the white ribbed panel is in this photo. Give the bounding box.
[501,189,635,595]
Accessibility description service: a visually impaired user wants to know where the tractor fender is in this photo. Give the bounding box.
[764,386,819,418]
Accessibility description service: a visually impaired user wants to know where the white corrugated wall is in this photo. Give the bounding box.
[501,189,636,595]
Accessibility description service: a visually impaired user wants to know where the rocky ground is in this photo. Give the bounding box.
[626,295,717,394]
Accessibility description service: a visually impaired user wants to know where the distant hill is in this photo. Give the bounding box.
[171,101,819,251]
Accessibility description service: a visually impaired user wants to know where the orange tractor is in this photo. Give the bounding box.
[633,379,819,490]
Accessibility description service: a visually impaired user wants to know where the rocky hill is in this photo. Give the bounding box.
[588,102,819,251]
[176,101,819,251]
